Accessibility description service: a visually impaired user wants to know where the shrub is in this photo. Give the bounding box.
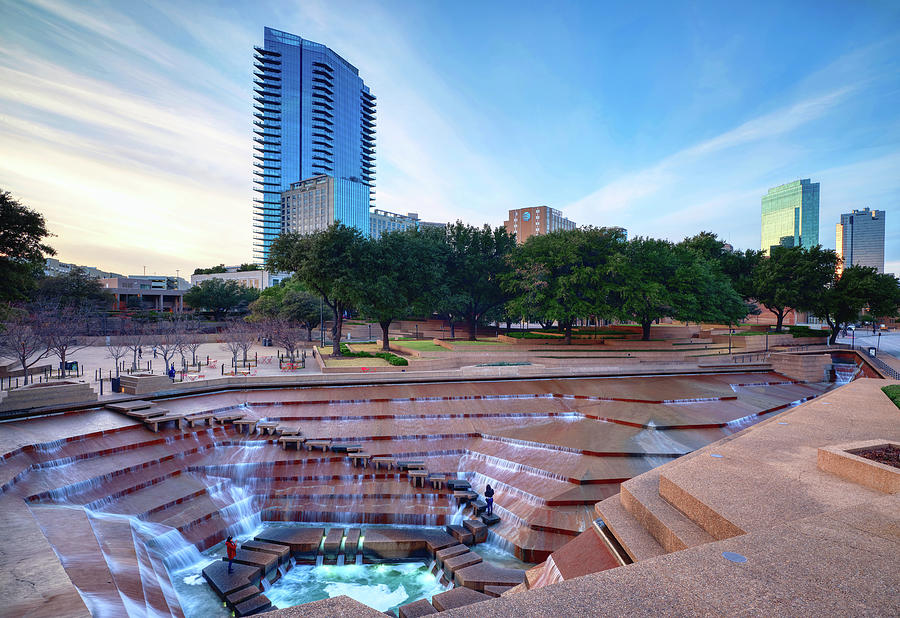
[788,326,827,338]
[339,344,408,366]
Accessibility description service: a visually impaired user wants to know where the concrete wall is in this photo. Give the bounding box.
[770,353,832,382]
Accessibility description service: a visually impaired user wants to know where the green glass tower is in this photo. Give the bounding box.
[760,179,819,255]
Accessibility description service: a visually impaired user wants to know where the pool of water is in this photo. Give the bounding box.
[167,523,525,617]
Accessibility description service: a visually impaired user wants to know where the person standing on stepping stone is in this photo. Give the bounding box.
[484,484,494,514]
[225,536,237,573]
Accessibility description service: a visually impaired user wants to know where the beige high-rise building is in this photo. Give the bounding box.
[503,206,576,243]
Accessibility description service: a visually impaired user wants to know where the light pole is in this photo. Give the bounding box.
[320,298,325,348]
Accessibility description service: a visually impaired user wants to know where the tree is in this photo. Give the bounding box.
[679,232,763,300]
[220,320,257,368]
[0,309,50,385]
[268,224,366,356]
[356,228,448,350]
[37,303,91,374]
[0,190,56,302]
[264,316,304,361]
[106,332,129,377]
[184,279,259,319]
[751,245,838,333]
[811,266,900,344]
[193,264,227,275]
[123,321,146,371]
[35,267,113,309]
[504,227,625,344]
[609,237,744,340]
[442,222,517,340]
[152,320,183,372]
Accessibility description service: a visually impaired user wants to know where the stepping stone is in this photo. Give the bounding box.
[349,452,371,467]
[225,585,259,609]
[396,459,425,470]
[455,562,526,592]
[408,470,428,487]
[371,456,395,469]
[143,413,186,433]
[230,548,279,577]
[431,586,491,611]
[233,419,257,433]
[453,490,478,504]
[443,551,482,576]
[240,541,290,566]
[445,524,474,545]
[213,412,244,424]
[278,435,306,450]
[256,421,279,435]
[323,528,344,557]
[306,439,332,451]
[420,529,457,553]
[484,584,515,597]
[463,519,488,544]
[105,400,153,412]
[202,561,261,599]
[277,423,302,435]
[234,594,272,617]
[428,474,446,489]
[481,513,501,526]
[344,528,361,558]
[185,412,215,427]
[398,598,438,617]
[435,544,469,569]
[472,499,487,515]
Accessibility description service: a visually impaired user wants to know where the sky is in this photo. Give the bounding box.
[1,0,899,277]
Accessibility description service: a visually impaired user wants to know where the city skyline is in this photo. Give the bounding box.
[1,0,898,275]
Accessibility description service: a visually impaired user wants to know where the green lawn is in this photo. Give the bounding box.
[883,385,900,410]
[450,340,507,346]
[394,340,447,352]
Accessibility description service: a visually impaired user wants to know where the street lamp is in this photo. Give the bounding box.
[320,298,325,348]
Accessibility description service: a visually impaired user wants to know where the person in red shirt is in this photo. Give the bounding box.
[225,536,237,573]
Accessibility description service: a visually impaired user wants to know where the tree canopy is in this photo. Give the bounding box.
[0,189,55,303]
[183,278,259,319]
[35,267,113,309]
[267,223,366,356]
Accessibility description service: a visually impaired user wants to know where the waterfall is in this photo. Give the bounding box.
[261,578,271,591]
[315,554,324,567]
[336,554,345,566]
[449,502,466,526]
[355,554,363,565]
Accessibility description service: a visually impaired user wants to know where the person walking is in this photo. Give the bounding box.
[168,364,176,382]
[484,484,494,515]
[225,536,237,573]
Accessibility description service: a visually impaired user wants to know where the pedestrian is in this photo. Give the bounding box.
[484,484,494,515]
[138,347,142,359]
[225,536,237,573]
[168,364,176,382]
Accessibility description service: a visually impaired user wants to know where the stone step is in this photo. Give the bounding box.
[431,586,492,611]
[97,474,214,518]
[462,518,488,543]
[28,505,129,617]
[435,543,469,570]
[618,468,715,553]
[445,524,474,545]
[484,584,516,597]
[594,495,664,562]
[443,550,483,577]
[454,561,526,592]
[398,598,438,617]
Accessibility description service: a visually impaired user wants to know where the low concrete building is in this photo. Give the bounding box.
[100,277,186,311]
[190,267,290,291]
[44,258,122,279]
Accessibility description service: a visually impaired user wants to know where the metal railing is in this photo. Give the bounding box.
[832,343,900,380]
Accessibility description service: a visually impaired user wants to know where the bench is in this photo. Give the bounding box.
[408,470,429,487]
[397,460,426,471]
[278,435,306,450]
[256,421,279,435]
[306,439,331,452]
[233,419,257,433]
[144,414,187,433]
[124,407,169,420]
[371,456,395,470]
[349,452,371,467]
[277,424,302,436]
[330,444,361,453]
[213,413,244,424]
[185,413,215,427]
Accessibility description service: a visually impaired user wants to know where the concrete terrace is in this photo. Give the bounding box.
[0,370,831,616]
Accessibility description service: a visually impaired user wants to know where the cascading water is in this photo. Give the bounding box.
[315,554,324,567]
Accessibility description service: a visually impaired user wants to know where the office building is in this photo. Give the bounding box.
[370,210,423,239]
[503,207,576,243]
[128,275,191,290]
[253,27,376,260]
[44,258,122,279]
[100,278,186,312]
[280,175,370,236]
[836,207,885,273]
[760,179,820,255]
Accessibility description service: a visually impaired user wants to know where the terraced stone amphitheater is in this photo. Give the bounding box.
[0,371,831,616]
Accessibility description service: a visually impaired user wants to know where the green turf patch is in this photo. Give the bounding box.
[882,385,900,410]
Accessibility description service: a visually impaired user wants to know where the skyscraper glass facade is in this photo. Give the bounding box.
[760,179,819,255]
[836,207,885,273]
[253,27,375,261]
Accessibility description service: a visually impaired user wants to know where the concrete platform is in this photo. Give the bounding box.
[241,541,292,566]
[431,586,491,611]
[344,528,361,558]
[443,550,482,576]
[323,527,344,558]
[231,548,279,578]
[397,598,438,617]
[484,584,516,597]
[454,562,526,592]
[435,543,469,569]
[235,593,272,616]
[444,524,474,545]
[202,561,261,599]
[255,527,325,562]
[462,518,488,543]
[226,585,261,609]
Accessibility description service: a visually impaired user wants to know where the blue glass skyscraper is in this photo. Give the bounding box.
[253,27,376,261]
